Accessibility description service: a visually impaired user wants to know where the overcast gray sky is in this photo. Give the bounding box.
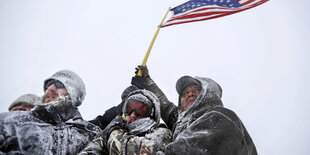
[1,0,309,154]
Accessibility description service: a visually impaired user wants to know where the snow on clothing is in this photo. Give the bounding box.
[0,104,100,154]
[43,69,86,108]
[108,123,172,155]
[0,69,101,154]
[144,77,257,155]
[79,89,172,155]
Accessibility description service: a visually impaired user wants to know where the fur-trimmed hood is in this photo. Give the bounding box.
[122,89,161,124]
[178,76,223,115]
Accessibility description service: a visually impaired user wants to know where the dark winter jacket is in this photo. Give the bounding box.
[145,77,257,155]
[0,102,100,154]
[89,85,139,130]
[89,101,124,130]
[79,89,172,155]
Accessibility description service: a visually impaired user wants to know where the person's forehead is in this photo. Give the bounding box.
[22,104,34,107]
[184,84,200,90]
[11,104,32,110]
[15,103,32,107]
[13,104,26,108]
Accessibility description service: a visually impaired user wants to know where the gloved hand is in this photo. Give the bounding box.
[135,65,150,80]
[131,76,145,89]
[131,65,150,89]
[31,106,60,125]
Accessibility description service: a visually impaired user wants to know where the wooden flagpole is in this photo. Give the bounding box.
[137,8,170,76]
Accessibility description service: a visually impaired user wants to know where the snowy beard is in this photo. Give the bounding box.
[37,94,75,121]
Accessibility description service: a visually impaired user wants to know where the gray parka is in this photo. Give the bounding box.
[145,77,257,155]
[0,103,100,155]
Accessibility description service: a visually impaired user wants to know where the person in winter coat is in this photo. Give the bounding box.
[89,85,139,129]
[0,70,100,155]
[8,93,39,111]
[79,89,173,155]
[131,66,257,155]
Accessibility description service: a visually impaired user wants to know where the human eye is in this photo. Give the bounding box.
[182,91,189,97]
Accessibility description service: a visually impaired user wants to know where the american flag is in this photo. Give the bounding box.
[161,0,269,28]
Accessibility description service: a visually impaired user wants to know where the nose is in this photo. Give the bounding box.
[188,91,195,97]
[130,111,138,120]
[46,84,57,92]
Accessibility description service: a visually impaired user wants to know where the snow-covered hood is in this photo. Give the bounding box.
[178,76,223,116]
[44,70,86,108]
[167,77,257,155]
[122,89,161,124]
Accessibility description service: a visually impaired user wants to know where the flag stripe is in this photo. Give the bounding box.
[170,8,239,21]
[170,7,240,20]
[161,0,268,28]
[163,13,228,27]
[240,0,256,6]
[170,0,262,21]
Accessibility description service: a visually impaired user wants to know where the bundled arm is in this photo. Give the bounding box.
[131,66,178,131]
[89,102,123,130]
[89,85,138,130]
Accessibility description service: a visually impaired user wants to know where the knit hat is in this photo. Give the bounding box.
[176,75,201,96]
[9,94,39,111]
[43,70,86,108]
[126,94,153,109]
